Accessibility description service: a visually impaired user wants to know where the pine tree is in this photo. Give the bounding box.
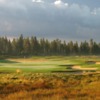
[17,34,24,55]
[23,38,31,55]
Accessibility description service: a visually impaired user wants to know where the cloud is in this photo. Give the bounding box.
[0,0,5,3]
[91,9,97,15]
[0,0,100,42]
[32,0,44,3]
[0,0,6,3]
[4,21,12,32]
[54,0,68,8]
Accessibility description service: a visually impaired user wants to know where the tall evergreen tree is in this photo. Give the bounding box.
[17,34,24,55]
[80,41,89,55]
[73,42,79,55]
[12,38,18,55]
[89,39,94,54]
[68,41,74,55]
[0,35,100,56]
[30,36,40,55]
[23,38,31,55]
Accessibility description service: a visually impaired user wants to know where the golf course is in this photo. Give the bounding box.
[0,56,100,100]
[0,56,100,73]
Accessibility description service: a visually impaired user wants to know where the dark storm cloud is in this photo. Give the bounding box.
[0,0,100,41]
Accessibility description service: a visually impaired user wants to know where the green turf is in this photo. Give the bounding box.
[0,56,100,73]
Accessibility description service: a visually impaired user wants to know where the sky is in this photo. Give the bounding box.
[0,0,100,42]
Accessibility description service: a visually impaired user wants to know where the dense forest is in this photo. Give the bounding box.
[0,35,100,56]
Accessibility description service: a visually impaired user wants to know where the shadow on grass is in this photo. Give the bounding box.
[0,59,19,63]
[59,64,75,69]
[0,71,13,74]
[51,70,83,74]
[52,64,82,73]
[85,61,96,64]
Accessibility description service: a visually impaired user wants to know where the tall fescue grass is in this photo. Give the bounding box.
[0,73,100,100]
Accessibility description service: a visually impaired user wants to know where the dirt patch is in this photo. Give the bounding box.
[72,66,97,71]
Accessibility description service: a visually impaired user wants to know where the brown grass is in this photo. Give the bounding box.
[0,73,100,100]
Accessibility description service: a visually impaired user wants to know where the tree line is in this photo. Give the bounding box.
[0,35,100,56]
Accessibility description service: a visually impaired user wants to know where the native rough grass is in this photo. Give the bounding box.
[0,73,100,100]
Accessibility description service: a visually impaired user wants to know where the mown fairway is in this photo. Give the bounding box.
[0,56,100,73]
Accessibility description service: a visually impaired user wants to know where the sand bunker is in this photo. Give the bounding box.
[96,62,100,64]
[72,66,97,70]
